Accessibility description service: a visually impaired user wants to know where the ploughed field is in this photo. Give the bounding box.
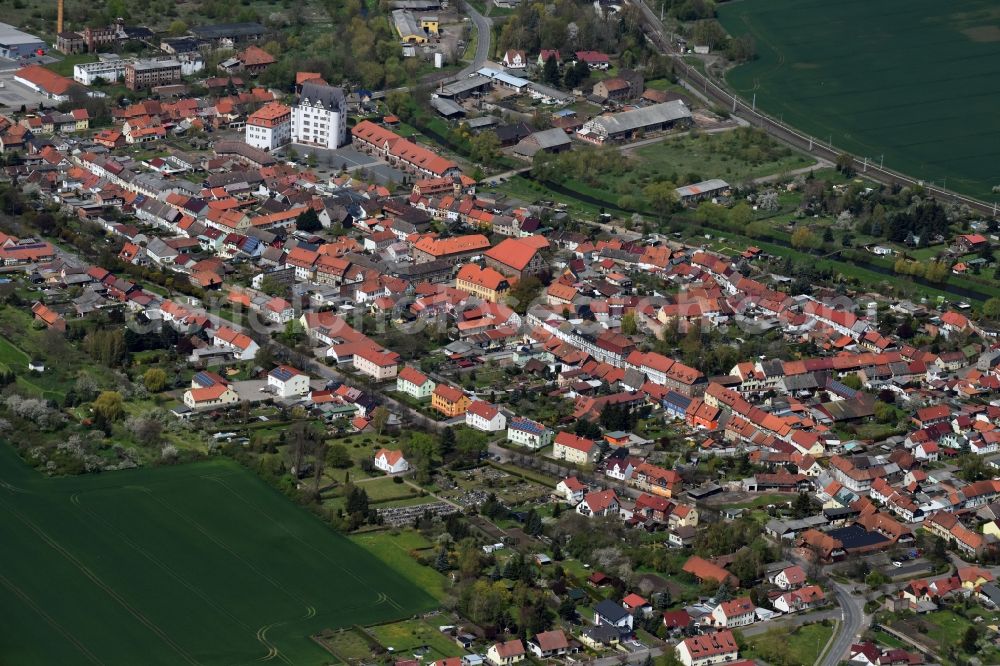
[719,0,1000,201]
[0,444,434,665]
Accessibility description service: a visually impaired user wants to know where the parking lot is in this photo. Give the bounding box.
[0,71,50,110]
[274,145,406,184]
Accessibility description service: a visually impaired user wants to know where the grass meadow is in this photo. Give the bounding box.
[720,0,1000,201]
[0,444,435,665]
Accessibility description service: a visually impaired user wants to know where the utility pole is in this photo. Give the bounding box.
[879,154,884,170]
[732,96,736,113]
[752,93,756,112]
[863,157,867,172]
[808,137,813,151]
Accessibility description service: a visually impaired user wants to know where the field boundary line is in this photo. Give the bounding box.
[68,487,283,662]
[0,571,105,665]
[0,496,201,665]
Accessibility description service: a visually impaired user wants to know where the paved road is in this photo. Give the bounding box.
[741,607,840,637]
[819,579,867,666]
[627,0,998,218]
[456,1,493,79]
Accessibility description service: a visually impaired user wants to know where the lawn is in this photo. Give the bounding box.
[719,0,1000,201]
[367,619,464,659]
[350,530,448,601]
[746,622,834,666]
[628,131,813,185]
[0,443,435,665]
[359,476,421,503]
[46,53,98,77]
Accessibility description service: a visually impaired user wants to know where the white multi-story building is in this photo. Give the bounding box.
[291,82,347,149]
[267,365,310,398]
[507,417,553,449]
[73,59,128,85]
[465,401,506,432]
[675,631,739,666]
[245,101,291,151]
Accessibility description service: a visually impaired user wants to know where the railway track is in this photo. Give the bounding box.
[627,0,998,218]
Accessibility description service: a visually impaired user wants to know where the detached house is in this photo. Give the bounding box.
[374,448,409,474]
[507,417,554,449]
[502,49,527,69]
[183,383,239,411]
[527,630,568,658]
[486,639,525,666]
[773,585,825,613]
[267,365,310,398]
[709,597,756,629]
[577,489,619,518]
[212,325,259,360]
[431,383,471,417]
[466,401,507,432]
[553,431,599,464]
[594,598,633,633]
[555,476,587,504]
[396,366,435,399]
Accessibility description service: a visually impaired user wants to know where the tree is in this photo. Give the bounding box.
[345,484,369,515]
[525,508,543,536]
[557,596,576,620]
[542,54,560,85]
[296,208,322,232]
[440,426,456,458]
[962,626,978,653]
[93,391,124,422]
[167,19,188,36]
[873,400,896,424]
[620,312,638,335]
[370,406,390,436]
[728,201,753,228]
[506,276,543,314]
[327,443,352,469]
[835,152,855,176]
[434,546,450,572]
[791,226,820,251]
[691,19,728,50]
[643,181,678,219]
[791,492,813,518]
[469,131,501,166]
[983,297,1000,319]
[142,368,167,393]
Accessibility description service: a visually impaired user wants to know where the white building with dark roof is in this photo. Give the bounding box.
[292,82,347,149]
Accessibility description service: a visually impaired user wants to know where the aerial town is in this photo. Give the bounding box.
[0,0,997,665]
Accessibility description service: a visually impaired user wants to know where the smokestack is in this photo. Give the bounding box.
[57,0,64,34]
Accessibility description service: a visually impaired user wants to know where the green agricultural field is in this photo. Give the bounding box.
[0,444,435,665]
[719,0,1000,201]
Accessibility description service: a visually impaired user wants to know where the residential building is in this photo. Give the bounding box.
[182,384,239,411]
[593,598,633,633]
[353,346,400,381]
[212,326,259,360]
[431,383,471,417]
[396,366,435,399]
[267,365,310,398]
[465,401,507,432]
[675,631,739,666]
[527,630,567,658]
[486,639,525,666]
[245,102,292,151]
[507,417,553,449]
[455,263,510,303]
[292,82,348,149]
[555,476,586,504]
[577,489,619,517]
[553,431,599,464]
[709,597,756,629]
[374,448,409,474]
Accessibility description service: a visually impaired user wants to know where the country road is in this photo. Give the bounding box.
[627,0,997,218]
[457,1,493,79]
[819,579,867,666]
